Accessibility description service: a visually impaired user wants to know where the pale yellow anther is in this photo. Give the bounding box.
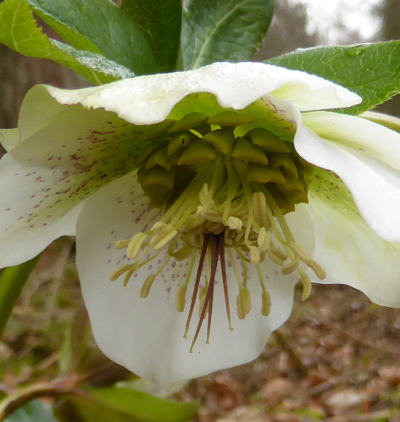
[126,232,147,259]
[182,215,205,231]
[226,216,242,231]
[270,247,287,261]
[196,206,206,218]
[257,227,270,252]
[300,271,312,301]
[236,295,245,320]
[150,221,168,232]
[204,210,222,222]
[115,239,130,249]
[140,274,157,298]
[152,228,178,250]
[306,259,326,280]
[170,245,193,261]
[123,267,136,286]
[281,258,299,275]
[205,221,223,234]
[249,246,260,264]
[290,242,310,261]
[261,290,271,316]
[175,285,187,312]
[110,264,132,281]
[252,192,268,227]
[237,287,251,319]
[268,250,286,266]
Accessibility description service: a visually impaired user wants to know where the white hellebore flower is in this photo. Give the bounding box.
[1,62,400,387]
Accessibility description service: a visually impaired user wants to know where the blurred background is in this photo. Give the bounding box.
[1,1,400,421]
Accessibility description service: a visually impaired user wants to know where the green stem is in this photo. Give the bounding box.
[0,256,40,339]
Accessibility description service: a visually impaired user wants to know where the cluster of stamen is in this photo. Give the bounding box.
[110,110,326,351]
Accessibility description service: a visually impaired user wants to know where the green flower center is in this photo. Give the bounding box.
[110,111,325,351]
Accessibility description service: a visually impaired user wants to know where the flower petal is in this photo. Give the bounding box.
[303,169,400,307]
[303,111,400,171]
[0,100,141,268]
[39,62,360,126]
[361,111,400,133]
[76,172,299,386]
[295,118,400,241]
[0,129,19,152]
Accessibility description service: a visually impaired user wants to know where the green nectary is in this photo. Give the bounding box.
[135,111,309,213]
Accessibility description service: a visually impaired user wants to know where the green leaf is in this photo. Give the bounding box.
[121,0,182,72]
[5,400,57,422]
[181,0,274,69]
[27,0,158,74]
[55,387,198,422]
[0,0,135,84]
[267,41,400,115]
[0,257,39,339]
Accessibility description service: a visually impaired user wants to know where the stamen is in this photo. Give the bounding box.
[140,275,157,298]
[110,264,132,281]
[262,290,271,316]
[115,239,130,249]
[299,270,312,301]
[127,232,148,258]
[175,285,187,312]
[256,264,271,316]
[289,241,311,261]
[305,259,326,280]
[249,246,260,264]
[175,252,197,312]
[257,228,270,252]
[236,287,251,319]
[218,234,233,330]
[140,256,170,298]
[281,257,299,274]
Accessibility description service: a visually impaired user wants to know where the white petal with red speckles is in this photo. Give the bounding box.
[31,62,360,127]
[76,172,304,386]
[0,105,140,268]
